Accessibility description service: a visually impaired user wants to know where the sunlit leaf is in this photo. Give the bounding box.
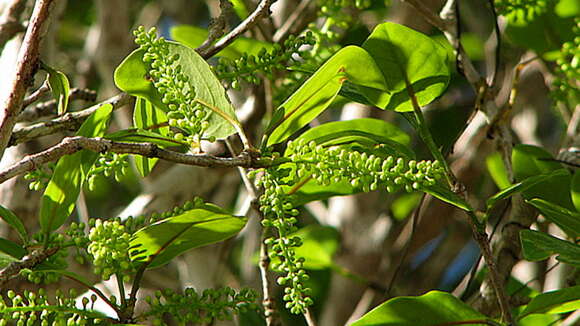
[44,65,71,115]
[132,97,169,177]
[520,286,580,319]
[40,104,113,234]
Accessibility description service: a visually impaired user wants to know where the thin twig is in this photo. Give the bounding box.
[0,135,277,185]
[18,87,98,122]
[0,0,27,50]
[0,247,59,287]
[21,81,50,108]
[273,0,313,43]
[198,0,275,59]
[195,0,232,54]
[9,92,130,146]
[386,194,427,296]
[0,0,57,159]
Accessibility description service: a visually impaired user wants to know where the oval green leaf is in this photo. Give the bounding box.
[114,42,238,139]
[351,290,485,326]
[44,65,71,115]
[130,205,247,269]
[265,46,388,146]
[361,22,450,112]
[0,204,28,243]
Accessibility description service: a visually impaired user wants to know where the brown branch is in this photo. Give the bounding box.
[0,0,57,160]
[0,246,59,287]
[195,0,232,55]
[21,80,50,108]
[198,0,275,59]
[0,135,273,185]
[0,0,27,50]
[18,87,98,122]
[9,92,131,146]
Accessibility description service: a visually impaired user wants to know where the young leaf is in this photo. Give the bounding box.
[527,198,580,239]
[520,230,580,267]
[132,97,169,177]
[350,291,485,326]
[265,46,388,146]
[0,204,28,243]
[171,24,273,59]
[44,65,71,115]
[114,42,239,139]
[519,285,580,319]
[486,169,569,211]
[130,205,247,269]
[40,104,114,234]
[361,22,450,112]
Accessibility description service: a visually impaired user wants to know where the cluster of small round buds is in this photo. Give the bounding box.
[87,219,133,280]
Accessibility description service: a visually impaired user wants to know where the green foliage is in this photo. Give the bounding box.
[132,97,169,177]
[42,63,71,115]
[520,229,580,267]
[351,291,487,326]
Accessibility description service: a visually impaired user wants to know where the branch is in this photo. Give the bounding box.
[0,246,59,287]
[17,87,98,122]
[0,135,273,185]
[194,0,232,55]
[21,80,50,108]
[0,0,57,159]
[198,0,275,59]
[0,0,27,50]
[9,92,131,147]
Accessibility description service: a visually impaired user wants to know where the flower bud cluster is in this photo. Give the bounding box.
[214,33,316,89]
[255,168,313,314]
[23,163,54,191]
[133,26,209,146]
[143,287,258,325]
[87,153,129,190]
[87,219,134,281]
[552,19,579,107]
[494,0,547,22]
[0,289,103,326]
[286,140,445,193]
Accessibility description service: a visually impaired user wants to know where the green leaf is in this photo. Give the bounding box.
[572,172,580,212]
[171,24,273,59]
[486,169,569,211]
[520,286,580,319]
[40,104,113,234]
[350,290,486,326]
[265,46,388,146]
[0,204,28,243]
[0,238,26,259]
[513,144,574,210]
[361,22,450,112]
[392,193,422,221]
[105,129,186,148]
[520,229,580,267]
[527,198,580,239]
[423,184,473,212]
[0,251,18,269]
[114,42,239,139]
[486,152,511,190]
[44,65,71,115]
[132,97,169,177]
[290,118,413,158]
[130,204,247,269]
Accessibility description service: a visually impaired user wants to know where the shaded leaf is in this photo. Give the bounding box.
[520,286,580,319]
[361,22,450,112]
[527,198,580,239]
[132,97,169,177]
[265,46,387,146]
[0,204,28,243]
[40,104,113,233]
[114,42,239,139]
[486,169,569,211]
[0,252,18,269]
[572,172,580,212]
[520,230,580,267]
[0,238,26,259]
[351,290,486,326]
[513,144,574,210]
[130,204,247,269]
